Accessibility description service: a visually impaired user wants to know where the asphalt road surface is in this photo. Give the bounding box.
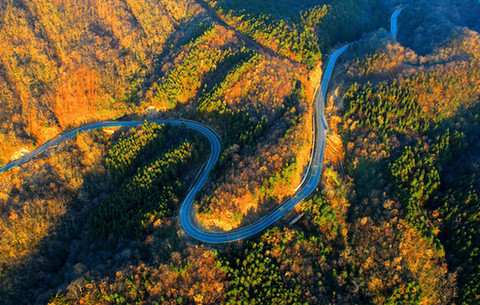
[0,8,403,243]
[0,40,345,243]
[391,7,403,38]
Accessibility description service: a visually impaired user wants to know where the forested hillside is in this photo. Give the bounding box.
[1,0,480,304]
[331,0,480,303]
[191,0,393,230]
[205,0,389,67]
[0,0,206,165]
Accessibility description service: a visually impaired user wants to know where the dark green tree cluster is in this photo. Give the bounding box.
[257,159,297,199]
[223,113,270,148]
[232,13,321,68]
[302,193,340,239]
[152,24,231,109]
[390,144,440,204]
[197,48,262,117]
[223,240,304,304]
[429,128,465,168]
[390,143,441,249]
[105,123,167,184]
[386,281,424,305]
[195,48,273,177]
[343,82,432,136]
[90,140,203,239]
[208,0,388,68]
[342,67,479,303]
[440,177,480,305]
[220,226,355,304]
[431,123,480,304]
[208,0,322,68]
[389,129,465,249]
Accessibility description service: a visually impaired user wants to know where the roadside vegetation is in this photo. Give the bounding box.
[206,0,389,67]
[336,1,480,301]
[1,0,480,304]
[90,124,208,239]
[0,0,205,163]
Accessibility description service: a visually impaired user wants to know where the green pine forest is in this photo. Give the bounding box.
[1,0,480,304]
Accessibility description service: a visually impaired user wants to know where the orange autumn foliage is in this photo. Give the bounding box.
[54,69,101,128]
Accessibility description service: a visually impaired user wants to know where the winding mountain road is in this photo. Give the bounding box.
[0,8,404,243]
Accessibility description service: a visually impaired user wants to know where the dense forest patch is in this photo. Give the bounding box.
[2,0,480,304]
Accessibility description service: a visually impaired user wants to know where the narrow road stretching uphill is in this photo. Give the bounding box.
[0,8,404,243]
[180,44,350,243]
[390,7,403,37]
[0,42,341,243]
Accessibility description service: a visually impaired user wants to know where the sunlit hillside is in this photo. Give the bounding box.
[0,0,208,164]
[1,0,480,304]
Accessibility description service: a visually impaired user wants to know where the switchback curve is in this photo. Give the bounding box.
[0,8,404,243]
